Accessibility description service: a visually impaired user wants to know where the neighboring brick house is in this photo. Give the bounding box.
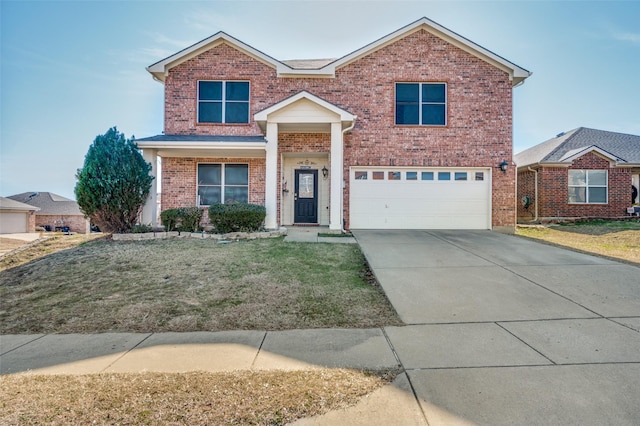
[137,17,531,232]
[7,192,91,234]
[514,127,640,222]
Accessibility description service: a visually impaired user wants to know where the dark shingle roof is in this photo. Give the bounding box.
[6,192,83,216]
[515,127,640,168]
[136,134,267,143]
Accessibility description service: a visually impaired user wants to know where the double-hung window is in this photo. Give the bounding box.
[198,81,249,123]
[568,170,608,204]
[395,82,447,126]
[198,164,249,206]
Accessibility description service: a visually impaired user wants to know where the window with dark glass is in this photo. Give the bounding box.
[198,81,249,123]
[198,164,248,206]
[395,83,446,126]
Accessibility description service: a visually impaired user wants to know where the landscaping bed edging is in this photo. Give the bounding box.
[111,228,287,241]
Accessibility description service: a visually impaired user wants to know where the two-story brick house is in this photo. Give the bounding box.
[137,17,531,232]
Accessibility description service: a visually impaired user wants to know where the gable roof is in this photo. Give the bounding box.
[0,197,39,212]
[147,17,531,86]
[254,90,356,132]
[6,192,84,216]
[515,127,640,168]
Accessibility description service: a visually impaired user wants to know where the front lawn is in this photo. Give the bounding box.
[0,237,401,334]
[516,220,640,266]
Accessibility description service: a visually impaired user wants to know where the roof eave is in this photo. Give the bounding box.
[147,32,282,83]
[136,141,266,150]
[328,17,531,87]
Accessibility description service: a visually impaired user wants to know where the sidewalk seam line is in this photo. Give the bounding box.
[250,331,268,369]
[382,327,431,426]
[0,334,48,356]
[495,322,557,365]
[100,333,153,372]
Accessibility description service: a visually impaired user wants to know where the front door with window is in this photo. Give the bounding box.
[294,169,318,223]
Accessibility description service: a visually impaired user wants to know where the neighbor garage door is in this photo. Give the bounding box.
[349,168,491,229]
[0,212,29,233]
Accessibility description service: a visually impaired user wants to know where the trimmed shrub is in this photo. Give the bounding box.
[160,207,204,232]
[130,224,153,233]
[208,203,266,233]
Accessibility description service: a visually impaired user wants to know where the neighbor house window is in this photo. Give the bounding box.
[198,81,249,123]
[197,164,249,206]
[568,170,607,204]
[395,83,447,126]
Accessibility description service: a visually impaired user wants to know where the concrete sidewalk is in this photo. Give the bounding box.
[284,226,357,244]
[1,329,427,425]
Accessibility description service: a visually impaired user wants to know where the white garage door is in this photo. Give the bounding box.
[350,168,491,229]
[0,212,29,233]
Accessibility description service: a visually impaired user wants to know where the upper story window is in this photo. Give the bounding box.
[395,82,447,126]
[568,170,608,204]
[198,81,249,124]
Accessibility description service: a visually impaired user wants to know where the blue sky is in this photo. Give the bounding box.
[2,0,639,200]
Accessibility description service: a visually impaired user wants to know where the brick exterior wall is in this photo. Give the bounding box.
[517,169,537,221]
[36,214,89,234]
[161,29,516,229]
[162,156,266,224]
[28,211,37,233]
[517,152,632,221]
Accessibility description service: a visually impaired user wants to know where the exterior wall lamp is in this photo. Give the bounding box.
[322,166,329,179]
[499,160,509,173]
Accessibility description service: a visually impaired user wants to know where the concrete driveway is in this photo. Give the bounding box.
[353,230,640,426]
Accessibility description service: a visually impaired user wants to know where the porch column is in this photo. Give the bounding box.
[329,122,343,231]
[264,122,278,229]
[141,149,158,226]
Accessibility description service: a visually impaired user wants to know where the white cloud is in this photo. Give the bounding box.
[614,32,640,45]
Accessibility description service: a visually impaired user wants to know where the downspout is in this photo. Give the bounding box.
[341,117,357,232]
[527,166,539,222]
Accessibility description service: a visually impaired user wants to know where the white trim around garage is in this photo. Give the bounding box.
[349,166,492,230]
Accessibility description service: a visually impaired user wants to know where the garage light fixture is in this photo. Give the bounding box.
[322,166,329,179]
[499,160,509,173]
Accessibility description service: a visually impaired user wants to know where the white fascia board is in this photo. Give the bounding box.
[327,17,532,87]
[559,145,625,163]
[147,32,281,82]
[254,91,355,122]
[136,141,266,150]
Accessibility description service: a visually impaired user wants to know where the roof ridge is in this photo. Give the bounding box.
[543,127,584,161]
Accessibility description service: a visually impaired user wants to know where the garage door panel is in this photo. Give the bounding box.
[350,168,490,230]
[0,212,28,233]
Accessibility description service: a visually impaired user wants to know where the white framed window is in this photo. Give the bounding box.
[198,81,249,123]
[568,170,608,204]
[197,163,249,206]
[395,82,447,126]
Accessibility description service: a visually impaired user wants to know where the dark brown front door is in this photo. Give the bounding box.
[294,169,318,223]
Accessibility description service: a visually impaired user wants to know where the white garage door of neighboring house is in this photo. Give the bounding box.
[0,212,28,234]
[350,168,491,229]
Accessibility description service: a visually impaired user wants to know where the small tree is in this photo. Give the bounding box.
[75,127,154,233]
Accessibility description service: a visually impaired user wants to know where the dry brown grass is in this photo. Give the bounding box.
[0,369,398,425]
[517,220,640,266]
[0,233,105,271]
[0,237,401,334]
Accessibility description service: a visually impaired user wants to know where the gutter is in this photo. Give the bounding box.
[527,166,539,222]
[340,117,357,232]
